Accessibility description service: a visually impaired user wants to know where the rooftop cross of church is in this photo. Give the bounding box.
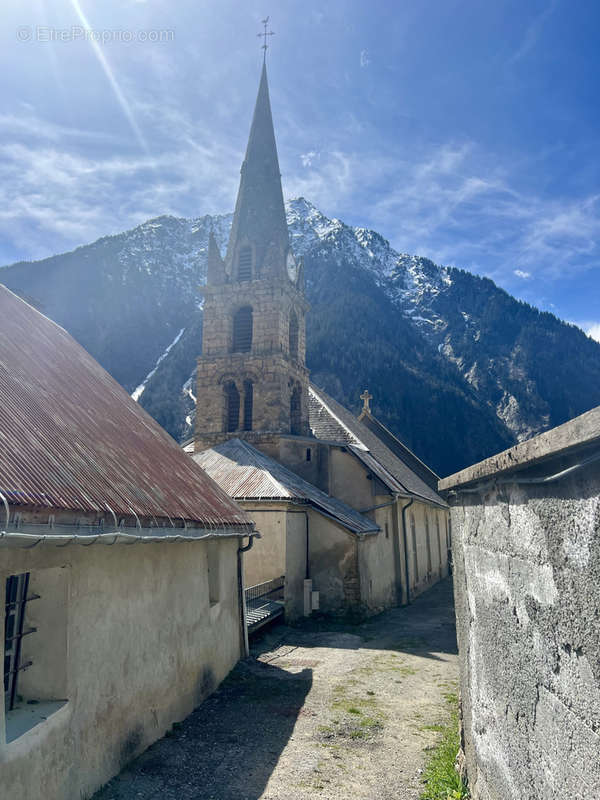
[360,389,373,414]
[257,17,275,59]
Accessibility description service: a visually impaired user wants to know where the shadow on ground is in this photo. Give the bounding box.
[93,579,456,800]
[254,577,458,663]
[92,661,312,800]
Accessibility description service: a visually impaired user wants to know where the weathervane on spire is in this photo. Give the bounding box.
[257,16,275,60]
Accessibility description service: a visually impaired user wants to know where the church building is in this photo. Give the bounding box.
[193,60,449,617]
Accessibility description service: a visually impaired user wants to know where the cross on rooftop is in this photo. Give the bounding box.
[257,17,275,59]
[360,389,373,414]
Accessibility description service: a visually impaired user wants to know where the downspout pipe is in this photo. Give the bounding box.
[237,532,261,658]
[400,498,414,605]
[305,511,310,580]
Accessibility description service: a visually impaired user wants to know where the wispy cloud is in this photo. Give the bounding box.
[508,0,559,65]
[360,49,370,68]
[514,270,532,279]
[0,103,240,262]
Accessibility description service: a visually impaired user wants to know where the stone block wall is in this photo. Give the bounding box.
[442,427,600,800]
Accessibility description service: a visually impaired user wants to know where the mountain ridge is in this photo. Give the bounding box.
[2,197,599,476]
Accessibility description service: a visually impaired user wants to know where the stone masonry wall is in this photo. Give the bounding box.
[448,458,600,800]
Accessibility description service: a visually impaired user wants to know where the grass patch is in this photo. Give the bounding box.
[323,679,385,743]
[420,693,469,800]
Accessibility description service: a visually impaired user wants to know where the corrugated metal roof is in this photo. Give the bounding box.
[309,385,447,508]
[0,285,251,531]
[194,438,379,535]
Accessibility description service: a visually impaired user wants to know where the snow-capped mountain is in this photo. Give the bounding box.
[2,198,600,476]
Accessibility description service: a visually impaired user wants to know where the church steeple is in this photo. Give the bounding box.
[225,63,290,281]
[195,58,310,451]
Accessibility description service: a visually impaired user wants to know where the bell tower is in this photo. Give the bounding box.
[194,62,310,451]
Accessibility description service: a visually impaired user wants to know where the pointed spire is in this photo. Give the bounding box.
[225,62,289,279]
[207,229,225,285]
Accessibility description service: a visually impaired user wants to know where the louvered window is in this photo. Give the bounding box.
[232,306,253,353]
[243,380,253,431]
[289,310,299,360]
[238,246,252,281]
[225,381,240,432]
[4,573,34,712]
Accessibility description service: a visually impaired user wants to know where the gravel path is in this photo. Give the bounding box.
[94,578,458,800]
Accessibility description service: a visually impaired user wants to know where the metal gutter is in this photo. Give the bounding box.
[237,532,261,657]
[0,525,251,548]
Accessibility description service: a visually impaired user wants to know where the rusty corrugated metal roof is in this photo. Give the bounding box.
[0,285,251,530]
[194,438,379,535]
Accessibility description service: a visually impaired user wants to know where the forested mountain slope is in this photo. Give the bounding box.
[2,198,599,476]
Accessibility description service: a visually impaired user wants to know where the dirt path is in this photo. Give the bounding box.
[94,579,458,800]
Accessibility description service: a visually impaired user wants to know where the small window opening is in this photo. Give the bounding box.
[243,380,253,431]
[385,522,389,539]
[224,381,240,432]
[238,246,252,281]
[289,310,299,361]
[232,306,253,353]
[4,573,32,712]
[306,448,311,462]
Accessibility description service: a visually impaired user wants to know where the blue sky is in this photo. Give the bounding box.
[1,0,599,339]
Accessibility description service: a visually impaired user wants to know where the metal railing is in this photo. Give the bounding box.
[245,575,284,605]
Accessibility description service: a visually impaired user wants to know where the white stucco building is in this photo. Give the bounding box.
[0,285,255,800]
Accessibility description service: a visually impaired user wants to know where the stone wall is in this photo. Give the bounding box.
[441,408,600,800]
[195,273,310,445]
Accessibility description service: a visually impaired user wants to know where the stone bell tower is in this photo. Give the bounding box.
[194,62,310,452]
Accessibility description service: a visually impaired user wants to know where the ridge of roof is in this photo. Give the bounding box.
[308,384,447,508]
[0,284,251,532]
[194,438,379,535]
[358,411,440,490]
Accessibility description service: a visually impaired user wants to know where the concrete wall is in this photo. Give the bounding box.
[448,460,600,799]
[0,536,242,800]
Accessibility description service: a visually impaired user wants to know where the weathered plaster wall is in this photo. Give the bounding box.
[240,505,287,587]
[0,537,242,800]
[309,515,359,614]
[450,462,600,800]
[328,448,373,511]
[237,503,307,621]
[410,504,449,599]
[285,511,308,621]
[358,505,398,611]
